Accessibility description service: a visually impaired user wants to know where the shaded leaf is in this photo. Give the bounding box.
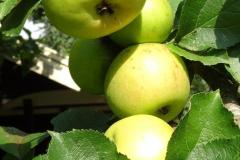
[166,91,240,160]
[167,43,230,65]
[225,45,240,83]
[0,126,48,159]
[1,0,41,37]
[2,154,18,160]
[177,0,240,51]
[0,0,21,20]
[47,130,129,160]
[169,0,183,15]
[51,108,111,132]
[33,154,49,160]
[2,152,33,160]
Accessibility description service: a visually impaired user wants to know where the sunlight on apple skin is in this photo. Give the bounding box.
[135,133,167,159]
[42,0,146,39]
[104,43,190,122]
[110,0,173,46]
[143,56,163,74]
[105,115,174,160]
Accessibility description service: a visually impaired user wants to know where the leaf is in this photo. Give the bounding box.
[51,108,112,132]
[0,0,41,37]
[0,0,22,20]
[0,127,48,159]
[167,43,230,65]
[187,136,240,160]
[225,46,240,83]
[177,0,240,51]
[2,154,19,160]
[169,0,183,15]
[33,154,49,160]
[47,130,129,160]
[2,152,33,160]
[166,91,240,160]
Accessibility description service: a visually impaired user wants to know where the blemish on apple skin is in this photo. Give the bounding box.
[158,106,169,115]
[172,61,179,82]
[174,61,179,69]
[143,48,152,54]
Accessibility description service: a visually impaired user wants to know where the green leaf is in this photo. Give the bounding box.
[177,0,240,51]
[187,136,240,160]
[0,127,48,159]
[47,130,129,160]
[167,43,230,65]
[169,0,183,15]
[2,154,19,160]
[2,152,34,160]
[0,0,22,20]
[51,108,112,132]
[0,0,41,37]
[225,46,240,83]
[166,91,240,160]
[33,154,49,160]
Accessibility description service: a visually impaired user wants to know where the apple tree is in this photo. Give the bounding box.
[0,0,240,159]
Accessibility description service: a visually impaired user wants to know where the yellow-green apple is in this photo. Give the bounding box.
[42,0,146,39]
[109,0,173,46]
[68,38,120,94]
[104,43,190,121]
[105,114,174,160]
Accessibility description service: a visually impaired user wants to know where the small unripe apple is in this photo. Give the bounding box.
[42,0,146,39]
[105,114,174,160]
[104,43,190,121]
[110,0,173,46]
[69,38,120,94]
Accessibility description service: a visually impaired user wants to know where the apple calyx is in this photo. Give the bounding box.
[96,0,114,15]
[159,106,170,115]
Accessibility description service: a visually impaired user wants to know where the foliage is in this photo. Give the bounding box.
[0,35,40,71]
[47,130,128,160]
[176,0,240,51]
[0,127,48,159]
[0,0,240,159]
[30,4,75,56]
[51,108,112,132]
[0,3,74,70]
[38,21,74,56]
[166,91,240,160]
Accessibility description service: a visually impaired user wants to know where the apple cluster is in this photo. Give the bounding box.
[43,0,190,159]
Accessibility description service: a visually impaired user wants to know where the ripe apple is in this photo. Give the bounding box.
[105,114,174,160]
[109,0,173,46]
[69,38,120,94]
[104,43,190,121]
[42,0,146,39]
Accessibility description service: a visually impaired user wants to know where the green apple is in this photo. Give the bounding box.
[104,43,190,121]
[105,114,173,160]
[42,0,146,39]
[69,38,120,94]
[109,0,173,46]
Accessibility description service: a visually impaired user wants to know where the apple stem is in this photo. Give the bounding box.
[96,1,114,15]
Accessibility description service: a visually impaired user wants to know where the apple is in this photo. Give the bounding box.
[109,0,173,46]
[104,43,190,121]
[42,0,146,39]
[69,38,120,94]
[105,114,174,160]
